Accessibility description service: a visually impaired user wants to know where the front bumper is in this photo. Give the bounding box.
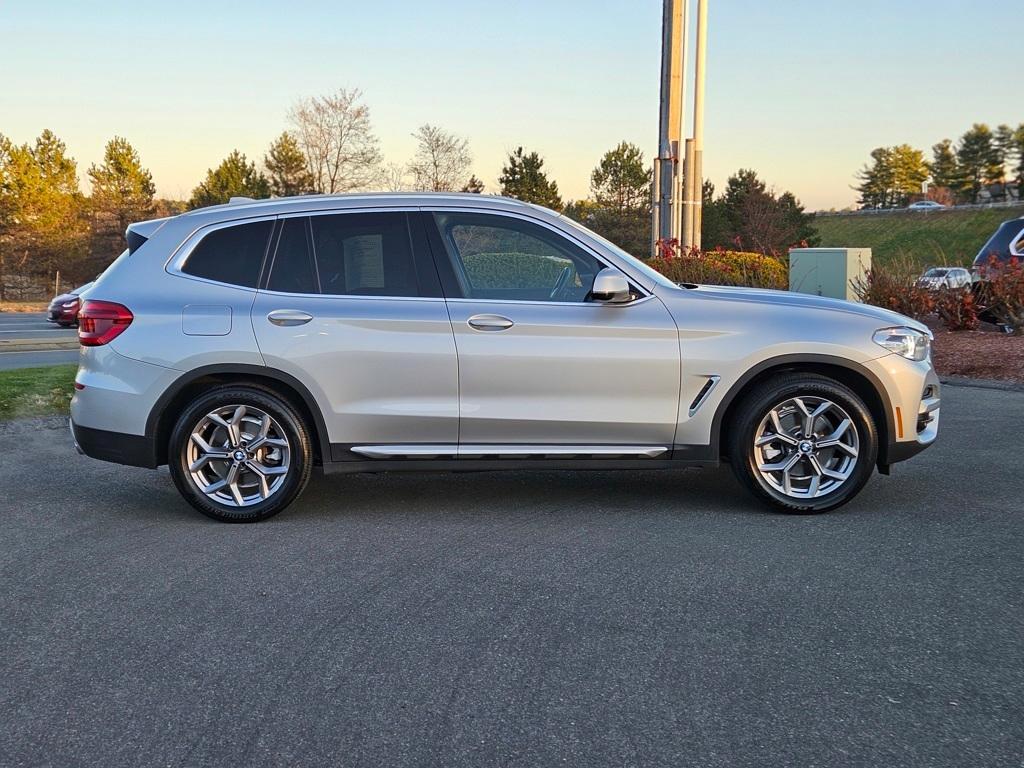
[863,354,941,469]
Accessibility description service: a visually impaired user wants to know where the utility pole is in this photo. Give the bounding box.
[653,0,708,255]
[653,0,687,256]
[682,0,709,251]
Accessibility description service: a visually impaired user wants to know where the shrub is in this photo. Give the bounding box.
[850,255,935,319]
[647,245,788,290]
[934,288,979,331]
[982,255,1024,335]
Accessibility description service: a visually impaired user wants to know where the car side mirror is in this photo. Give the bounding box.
[590,267,632,304]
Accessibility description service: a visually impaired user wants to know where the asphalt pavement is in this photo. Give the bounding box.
[0,384,1021,767]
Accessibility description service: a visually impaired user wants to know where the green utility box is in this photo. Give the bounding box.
[788,247,871,301]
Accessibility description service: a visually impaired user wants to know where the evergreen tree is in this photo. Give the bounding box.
[88,137,156,259]
[992,124,1015,185]
[461,174,485,193]
[1013,124,1024,198]
[930,139,960,196]
[498,147,562,210]
[189,150,270,209]
[707,169,817,254]
[584,141,651,256]
[264,132,314,197]
[955,124,1000,202]
[855,144,929,209]
[0,130,88,297]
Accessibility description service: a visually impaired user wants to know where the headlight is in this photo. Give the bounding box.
[61,300,78,309]
[873,326,931,361]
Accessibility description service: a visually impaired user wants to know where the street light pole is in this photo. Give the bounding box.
[689,0,708,250]
[653,0,686,256]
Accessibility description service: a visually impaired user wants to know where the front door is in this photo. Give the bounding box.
[252,211,458,456]
[425,210,680,448]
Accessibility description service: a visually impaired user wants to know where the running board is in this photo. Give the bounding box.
[349,444,669,459]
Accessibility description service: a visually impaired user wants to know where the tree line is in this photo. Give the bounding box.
[1,87,819,298]
[855,122,1024,209]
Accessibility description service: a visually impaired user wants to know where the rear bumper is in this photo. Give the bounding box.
[70,419,159,468]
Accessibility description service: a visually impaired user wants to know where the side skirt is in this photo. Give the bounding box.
[322,444,719,475]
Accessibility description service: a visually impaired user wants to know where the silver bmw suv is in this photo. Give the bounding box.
[70,194,940,522]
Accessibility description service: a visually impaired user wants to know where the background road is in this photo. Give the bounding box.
[1,385,1021,767]
[0,312,78,370]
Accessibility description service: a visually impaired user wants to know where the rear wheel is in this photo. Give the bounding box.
[168,386,313,522]
[727,374,878,513]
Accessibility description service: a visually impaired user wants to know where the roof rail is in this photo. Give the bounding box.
[228,196,255,204]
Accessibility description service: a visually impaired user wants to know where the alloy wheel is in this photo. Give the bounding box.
[185,404,291,507]
[753,396,860,500]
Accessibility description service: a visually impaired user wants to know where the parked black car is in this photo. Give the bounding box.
[971,217,1024,324]
[972,217,1024,275]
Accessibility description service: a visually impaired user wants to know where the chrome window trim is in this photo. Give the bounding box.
[422,206,652,304]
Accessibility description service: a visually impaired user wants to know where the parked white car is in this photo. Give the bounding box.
[917,267,972,290]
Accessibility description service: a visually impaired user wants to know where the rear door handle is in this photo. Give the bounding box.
[267,309,313,327]
[467,314,514,331]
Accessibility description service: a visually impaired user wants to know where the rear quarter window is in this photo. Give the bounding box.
[182,220,274,288]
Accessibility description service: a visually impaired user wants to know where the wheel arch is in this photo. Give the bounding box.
[146,364,330,468]
[712,354,895,468]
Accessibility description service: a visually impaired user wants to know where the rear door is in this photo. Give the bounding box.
[424,210,680,449]
[251,210,458,458]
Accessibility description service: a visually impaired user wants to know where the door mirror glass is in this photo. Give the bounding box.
[590,268,631,303]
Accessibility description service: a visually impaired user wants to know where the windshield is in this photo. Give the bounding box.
[557,215,676,289]
[924,268,948,277]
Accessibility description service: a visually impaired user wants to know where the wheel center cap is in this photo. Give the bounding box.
[233,449,247,462]
[798,441,813,454]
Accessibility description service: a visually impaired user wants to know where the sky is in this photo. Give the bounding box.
[1,0,1021,210]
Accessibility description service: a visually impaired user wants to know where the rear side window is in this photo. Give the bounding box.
[267,218,318,294]
[183,220,273,288]
[311,213,419,297]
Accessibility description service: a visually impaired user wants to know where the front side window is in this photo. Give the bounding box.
[182,220,273,288]
[433,212,603,302]
[311,213,419,297]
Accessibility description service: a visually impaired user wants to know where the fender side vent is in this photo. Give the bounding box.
[688,376,721,417]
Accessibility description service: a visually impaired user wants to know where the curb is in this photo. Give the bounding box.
[0,340,79,352]
[940,376,1024,392]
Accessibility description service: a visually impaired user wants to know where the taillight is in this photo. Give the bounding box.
[78,300,133,347]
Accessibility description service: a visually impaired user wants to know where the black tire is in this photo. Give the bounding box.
[727,373,878,514]
[168,386,313,523]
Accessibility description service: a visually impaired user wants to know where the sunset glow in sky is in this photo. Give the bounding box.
[2,0,1020,210]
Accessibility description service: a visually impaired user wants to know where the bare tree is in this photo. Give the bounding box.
[288,88,382,194]
[407,124,472,192]
[381,162,410,192]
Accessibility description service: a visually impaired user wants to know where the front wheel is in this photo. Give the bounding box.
[168,386,313,522]
[727,374,878,513]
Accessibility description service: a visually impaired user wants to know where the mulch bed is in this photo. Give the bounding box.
[926,319,1024,384]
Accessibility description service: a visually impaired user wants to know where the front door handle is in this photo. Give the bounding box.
[467,314,514,331]
[267,309,313,327]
